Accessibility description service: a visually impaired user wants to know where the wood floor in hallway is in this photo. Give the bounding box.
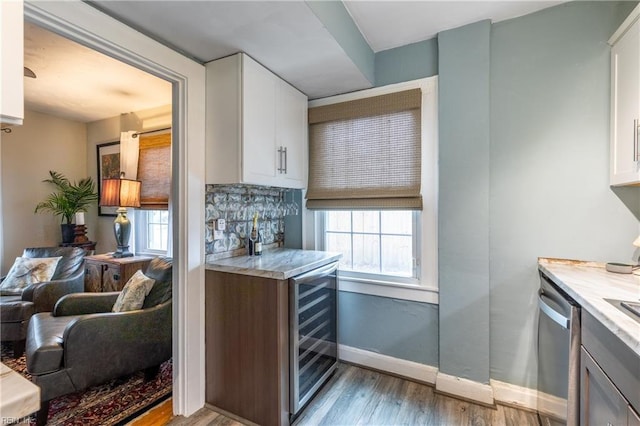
[166,363,540,426]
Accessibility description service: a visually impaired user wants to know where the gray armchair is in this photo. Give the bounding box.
[25,256,172,425]
[0,247,86,357]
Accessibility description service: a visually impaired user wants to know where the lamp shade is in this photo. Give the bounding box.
[634,234,640,248]
[100,178,141,208]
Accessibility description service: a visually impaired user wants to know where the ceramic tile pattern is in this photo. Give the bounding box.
[205,184,294,256]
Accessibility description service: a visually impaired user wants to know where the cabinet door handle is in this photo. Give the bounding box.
[277,146,281,173]
[283,146,287,174]
[277,146,285,174]
[635,119,639,162]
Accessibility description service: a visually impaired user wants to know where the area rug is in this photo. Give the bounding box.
[1,344,172,425]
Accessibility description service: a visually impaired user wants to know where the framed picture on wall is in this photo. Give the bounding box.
[97,141,120,216]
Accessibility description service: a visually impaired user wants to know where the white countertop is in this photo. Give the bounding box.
[205,248,342,280]
[0,363,40,421]
[538,258,640,356]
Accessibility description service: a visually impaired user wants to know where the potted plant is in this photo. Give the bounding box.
[35,171,99,243]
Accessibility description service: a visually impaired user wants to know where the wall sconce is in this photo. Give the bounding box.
[99,173,141,258]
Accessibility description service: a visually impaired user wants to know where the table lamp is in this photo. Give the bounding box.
[100,173,141,258]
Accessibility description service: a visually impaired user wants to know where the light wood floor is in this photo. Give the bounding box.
[165,363,541,426]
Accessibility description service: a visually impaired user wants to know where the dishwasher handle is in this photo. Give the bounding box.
[538,291,570,329]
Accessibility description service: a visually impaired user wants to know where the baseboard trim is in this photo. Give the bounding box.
[536,390,566,422]
[338,345,543,413]
[338,344,438,385]
[490,379,538,413]
[435,371,495,406]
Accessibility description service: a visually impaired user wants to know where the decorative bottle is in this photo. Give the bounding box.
[254,231,263,255]
[249,213,258,256]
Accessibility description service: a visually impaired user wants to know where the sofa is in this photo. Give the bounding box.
[25,256,172,425]
[0,247,85,357]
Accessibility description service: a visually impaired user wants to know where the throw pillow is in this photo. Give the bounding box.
[112,270,156,312]
[0,256,63,293]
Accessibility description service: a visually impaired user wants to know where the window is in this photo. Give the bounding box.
[133,131,172,255]
[323,210,418,280]
[135,210,169,255]
[308,77,438,303]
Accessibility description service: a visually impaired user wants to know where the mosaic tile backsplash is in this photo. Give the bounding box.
[205,184,299,257]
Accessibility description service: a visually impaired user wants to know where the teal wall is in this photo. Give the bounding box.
[338,292,439,365]
[438,20,492,384]
[489,0,638,387]
[333,0,640,389]
[375,38,438,86]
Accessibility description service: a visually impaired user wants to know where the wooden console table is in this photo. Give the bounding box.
[0,362,39,421]
[84,254,153,292]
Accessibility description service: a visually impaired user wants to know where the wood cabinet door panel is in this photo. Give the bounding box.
[205,270,289,425]
[102,264,122,292]
[84,261,103,292]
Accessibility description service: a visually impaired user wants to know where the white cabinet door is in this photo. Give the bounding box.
[275,81,307,189]
[242,55,278,186]
[0,0,24,126]
[206,53,308,189]
[610,16,640,186]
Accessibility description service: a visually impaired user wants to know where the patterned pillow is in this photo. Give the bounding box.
[0,256,63,293]
[112,270,156,312]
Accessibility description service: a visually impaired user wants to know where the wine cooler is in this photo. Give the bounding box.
[289,261,339,418]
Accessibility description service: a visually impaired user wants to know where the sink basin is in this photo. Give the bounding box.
[606,299,640,323]
[621,301,640,317]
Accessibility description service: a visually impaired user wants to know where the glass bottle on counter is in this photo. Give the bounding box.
[254,231,263,255]
[249,213,258,256]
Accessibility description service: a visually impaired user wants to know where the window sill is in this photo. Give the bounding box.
[338,275,439,304]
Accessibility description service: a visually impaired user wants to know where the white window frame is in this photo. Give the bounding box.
[305,76,439,304]
[134,209,170,256]
[319,210,420,281]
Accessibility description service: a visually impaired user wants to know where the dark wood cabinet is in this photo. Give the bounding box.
[84,254,153,292]
[205,270,289,426]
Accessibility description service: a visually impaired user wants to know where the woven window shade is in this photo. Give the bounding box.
[137,132,171,210]
[307,88,422,210]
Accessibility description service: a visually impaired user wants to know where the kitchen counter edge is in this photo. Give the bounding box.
[205,248,342,280]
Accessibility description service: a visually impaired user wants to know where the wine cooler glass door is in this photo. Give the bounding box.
[290,261,339,417]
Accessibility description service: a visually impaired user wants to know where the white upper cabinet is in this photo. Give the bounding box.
[1,0,24,126]
[610,5,640,186]
[205,53,308,189]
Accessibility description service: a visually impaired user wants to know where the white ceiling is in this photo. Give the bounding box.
[24,22,172,123]
[24,1,564,123]
[343,1,564,52]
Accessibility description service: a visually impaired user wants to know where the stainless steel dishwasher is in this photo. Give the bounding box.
[538,271,581,426]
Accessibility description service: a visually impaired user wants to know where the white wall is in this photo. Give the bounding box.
[1,109,87,272]
[86,104,171,254]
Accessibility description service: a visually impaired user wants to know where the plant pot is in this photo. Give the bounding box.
[61,224,76,244]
